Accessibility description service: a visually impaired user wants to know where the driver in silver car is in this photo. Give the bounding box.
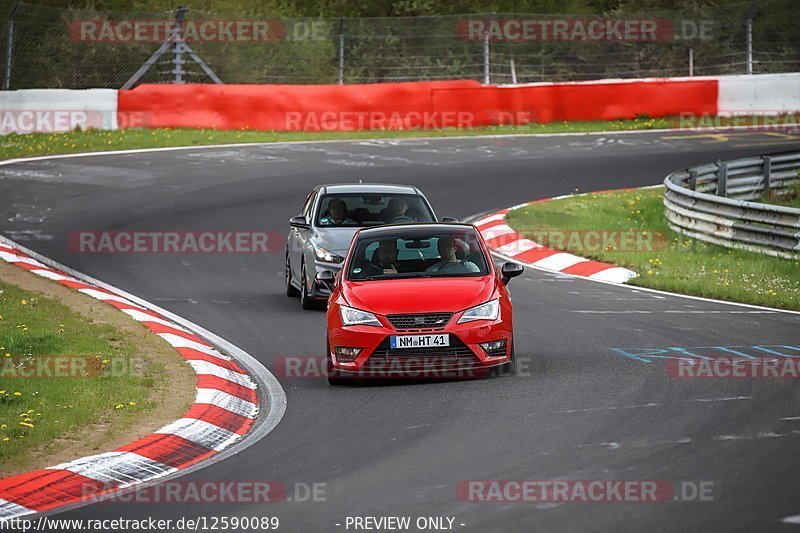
[382,197,411,223]
[426,236,480,273]
[319,198,356,226]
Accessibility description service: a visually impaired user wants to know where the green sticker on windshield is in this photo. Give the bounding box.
[353,267,362,274]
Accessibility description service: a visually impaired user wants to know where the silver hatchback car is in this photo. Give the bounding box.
[285,183,443,309]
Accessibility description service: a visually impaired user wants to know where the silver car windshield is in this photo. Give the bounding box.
[347,227,490,281]
[316,193,434,228]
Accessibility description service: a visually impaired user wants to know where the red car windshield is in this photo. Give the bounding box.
[347,227,490,280]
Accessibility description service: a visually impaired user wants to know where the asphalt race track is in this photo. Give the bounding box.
[1,129,799,531]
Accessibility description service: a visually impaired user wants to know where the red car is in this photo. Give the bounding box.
[315,223,524,384]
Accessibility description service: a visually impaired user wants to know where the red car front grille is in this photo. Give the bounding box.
[386,312,453,331]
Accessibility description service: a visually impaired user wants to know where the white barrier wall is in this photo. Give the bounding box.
[717,73,800,114]
[0,89,118,135]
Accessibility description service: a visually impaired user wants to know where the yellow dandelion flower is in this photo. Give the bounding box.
[114,404,124,410]
[129,401,136,406]
[13,392,21,396]
[20,299,26,305]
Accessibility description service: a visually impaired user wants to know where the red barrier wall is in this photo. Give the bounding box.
[432,79,719,126]
[118,81,481,131]
[118,78,718,131]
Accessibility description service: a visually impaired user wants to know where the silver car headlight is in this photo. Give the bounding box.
[312,242,344,264]
[457,299,500,323]
[340,305,382,327]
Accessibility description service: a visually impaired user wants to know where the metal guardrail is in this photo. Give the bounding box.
[663,151,800,260]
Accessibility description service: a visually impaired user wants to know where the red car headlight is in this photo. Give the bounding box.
[457,299,500,323]
[340,305,382,327]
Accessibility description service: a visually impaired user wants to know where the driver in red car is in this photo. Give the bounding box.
[367,239,401,274]
[426,236,479,273]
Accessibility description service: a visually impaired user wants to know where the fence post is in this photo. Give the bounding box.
[762,155,772,196]
[510,55,517,84]
[338,17,344,85]
[3,3,21,91]
[746,0,758,75]
[688,48,694,77]
[482,12,494,85]
[717,161,728,197]
[172,7,188,84]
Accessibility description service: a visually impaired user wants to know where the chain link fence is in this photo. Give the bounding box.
[1,0,798,89]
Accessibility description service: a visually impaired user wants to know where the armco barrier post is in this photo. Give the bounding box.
[688,169,698,191]
[763,155,772,196]
[3,3,21,91]
[717,161,728,197]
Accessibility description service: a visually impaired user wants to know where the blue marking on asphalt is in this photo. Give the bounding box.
[611,345,800,363]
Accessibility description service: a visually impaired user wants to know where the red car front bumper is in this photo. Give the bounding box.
[327,308,513,379]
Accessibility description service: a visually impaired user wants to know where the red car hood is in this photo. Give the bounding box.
[342,276,497,316]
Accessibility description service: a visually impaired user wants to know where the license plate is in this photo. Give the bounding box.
[390,334,450,349]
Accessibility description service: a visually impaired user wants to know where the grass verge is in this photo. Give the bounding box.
[0,262,195,475]
[505,187,800,311]
[762,183,800,209]
[0,117,675,160]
